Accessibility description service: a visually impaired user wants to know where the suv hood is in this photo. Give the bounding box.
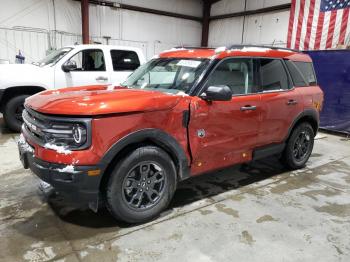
[25,85,185,115]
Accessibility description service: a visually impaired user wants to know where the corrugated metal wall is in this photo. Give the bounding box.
[0,0,202,63]
[0,27,49,64]
[209,0,291,47]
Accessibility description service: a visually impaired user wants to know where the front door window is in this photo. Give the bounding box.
[68,49,106,72]
[206,58,259,95]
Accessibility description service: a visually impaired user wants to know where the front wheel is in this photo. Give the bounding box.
[105,146,177,223]
[282,122,314,169]
[3,95,30,132]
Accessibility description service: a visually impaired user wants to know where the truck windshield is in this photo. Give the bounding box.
[35,47,73,67]
[122,58,209,94]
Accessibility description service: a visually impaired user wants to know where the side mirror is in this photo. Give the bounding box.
[62,60,77,72]
[200,85,232,101]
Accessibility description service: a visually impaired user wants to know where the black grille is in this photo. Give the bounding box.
[22,106,92,150]
[22,107,51,146]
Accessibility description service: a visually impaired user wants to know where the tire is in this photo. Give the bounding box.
[106,146,177,223]
[3,95,29,132]
[282,122,314,170]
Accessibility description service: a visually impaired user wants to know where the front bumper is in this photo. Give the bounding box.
[18,138,102,209]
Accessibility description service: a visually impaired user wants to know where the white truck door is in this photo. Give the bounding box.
[54,48,110,88]
[109,49,142,85]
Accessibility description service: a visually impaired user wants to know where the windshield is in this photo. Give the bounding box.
[35,47,73,67]
[122,58,210,94]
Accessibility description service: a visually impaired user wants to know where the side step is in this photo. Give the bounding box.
[252,143,285,161]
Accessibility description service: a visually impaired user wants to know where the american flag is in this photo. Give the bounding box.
[287,0,350,50]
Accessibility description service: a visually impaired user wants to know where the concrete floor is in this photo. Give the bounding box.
[0,117,350,262]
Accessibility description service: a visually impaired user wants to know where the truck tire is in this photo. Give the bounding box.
[282,122,314,170]
[106,146,177,223]
[3,95,29,132]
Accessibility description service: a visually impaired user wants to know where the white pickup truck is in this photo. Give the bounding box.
[0,44,146,131]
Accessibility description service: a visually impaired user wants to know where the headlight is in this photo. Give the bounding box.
[43,122,89,150]
[72,124,86,144]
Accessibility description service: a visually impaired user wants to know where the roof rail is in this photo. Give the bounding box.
[173,46,215,50]
[227,44,300,53]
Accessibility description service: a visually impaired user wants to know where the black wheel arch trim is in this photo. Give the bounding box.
[99,128,191,183]
[286,108,319,140]
[0,86,46,112]
[0,90,4,109]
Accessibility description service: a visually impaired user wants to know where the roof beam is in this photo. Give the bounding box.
[210,3,291,20]
[117,3,202,22]
[204,0,222,4]
[73,0,202,22]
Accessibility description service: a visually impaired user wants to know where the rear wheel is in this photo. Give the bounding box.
[282,122,314,169]
[106,146,177,223]
[3,95,29,132]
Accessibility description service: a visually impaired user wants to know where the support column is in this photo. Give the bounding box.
[81,0,89,44]
[201,1,211,47]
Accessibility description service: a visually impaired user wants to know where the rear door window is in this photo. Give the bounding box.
[285,60,308,86]
[110,50,140,71]
[258,59,291,91]
[285,60,317,86]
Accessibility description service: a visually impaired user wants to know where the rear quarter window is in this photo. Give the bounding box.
[110,50,140,71]
[286,60,317,87]
[294,61,317,86]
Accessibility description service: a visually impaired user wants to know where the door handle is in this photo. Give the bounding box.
[96,76,108,81]
[287,99,298,105]
[240,105,257,111]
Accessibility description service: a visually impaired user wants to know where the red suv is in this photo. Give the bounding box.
[18,45,323,223]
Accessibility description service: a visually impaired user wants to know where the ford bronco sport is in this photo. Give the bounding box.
[18,45,323,223]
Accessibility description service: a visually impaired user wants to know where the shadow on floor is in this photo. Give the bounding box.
[44,156,287,230]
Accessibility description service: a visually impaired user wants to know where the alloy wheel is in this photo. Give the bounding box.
[293,130,311,162]
[122,161,166,210]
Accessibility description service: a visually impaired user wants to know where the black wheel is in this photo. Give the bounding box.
[3,95,29,132]
[106,146,177,223]
[282,122,314,169]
